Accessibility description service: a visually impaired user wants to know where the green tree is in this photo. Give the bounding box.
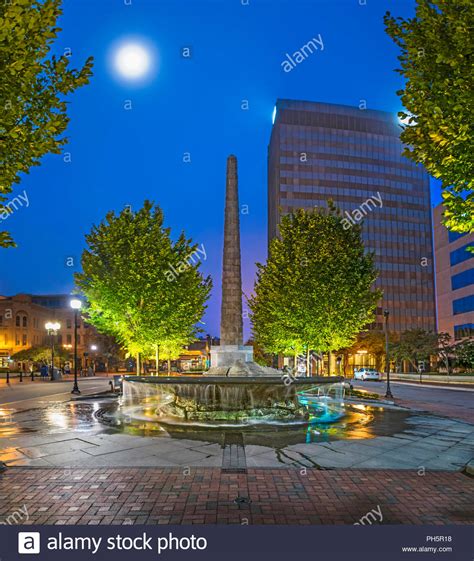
[452,339,474,371]
[249,206,381,375]
[384,1,474,235]
[0,0,93,247]
[391,329,438,372]
[11,345,71,364]
[340,330,388,374]
[75,201,212,373]
[437,332,452,375]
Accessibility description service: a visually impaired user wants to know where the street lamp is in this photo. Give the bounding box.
[90,345,98,374]
[45,321,61,381]
[383,309,393,399]
[70,299,82,395]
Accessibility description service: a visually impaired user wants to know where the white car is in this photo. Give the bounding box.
[353,368,381,381]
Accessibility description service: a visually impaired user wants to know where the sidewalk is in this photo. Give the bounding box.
[0,467,472,525]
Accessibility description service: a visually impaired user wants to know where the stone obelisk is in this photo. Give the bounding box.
[221,155,243,346]
[209,155,253,369]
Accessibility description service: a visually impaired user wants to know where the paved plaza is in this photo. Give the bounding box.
[0,467,472,525]
[1,409,473,471]
[1,378,473,471]
[0,378,473,525]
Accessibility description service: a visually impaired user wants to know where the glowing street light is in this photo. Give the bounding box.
[70,299,82,395]
[383,310,393,399]
[45,321,61,381]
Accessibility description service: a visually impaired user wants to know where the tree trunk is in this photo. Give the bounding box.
[343,352,348,376]
[306,347,310,378]
[136,353,140,375]
[155,344,159,376]
[327,351,331,376]
[167,358,171,375]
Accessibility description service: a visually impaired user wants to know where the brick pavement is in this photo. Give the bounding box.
[0,467,472,525]
[395,398,474,424]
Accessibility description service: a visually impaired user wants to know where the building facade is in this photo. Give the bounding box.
[0,293,110,370]
[268,99,436,336]
[434,204,474,340]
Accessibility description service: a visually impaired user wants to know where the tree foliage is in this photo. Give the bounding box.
[384,1,474,234]
[341,330,391,372]
[249,206,381,362]
[0,0,93,247]
[452,339,474,370]
[391,329,438,371]
[75,201,212,365]
[11,345,71,363]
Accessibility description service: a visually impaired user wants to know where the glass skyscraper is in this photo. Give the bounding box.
[268,99,436,333]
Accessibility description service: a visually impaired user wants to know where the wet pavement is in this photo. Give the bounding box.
[352,380,474,423]
[0,395,473,471]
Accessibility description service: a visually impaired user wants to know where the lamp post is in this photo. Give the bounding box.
[45,321,61,381]
[70,299,82,395]
[383,309,393,399]
[90,345,98,375]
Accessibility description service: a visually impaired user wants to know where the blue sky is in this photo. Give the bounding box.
[0,0,441,338]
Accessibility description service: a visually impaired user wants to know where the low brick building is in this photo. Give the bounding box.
[0,293,113,371]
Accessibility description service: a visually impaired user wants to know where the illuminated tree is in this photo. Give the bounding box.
[385,1,474,235]
[75,201,212,373]
[0,0,93,247]
[249,206,381,375]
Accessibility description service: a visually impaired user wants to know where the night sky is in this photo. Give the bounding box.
[0,0,441,339]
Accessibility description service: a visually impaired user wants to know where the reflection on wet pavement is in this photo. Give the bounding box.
[0,401,104,437]
[0,398,472,471]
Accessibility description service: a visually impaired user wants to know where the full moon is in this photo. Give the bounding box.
[114,43,152,80]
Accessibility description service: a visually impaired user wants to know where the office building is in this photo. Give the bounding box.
[434,204,474,340]
[268,99,436,335]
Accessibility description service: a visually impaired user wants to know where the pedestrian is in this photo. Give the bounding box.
[87,366,94,377]
[40,363,48,380]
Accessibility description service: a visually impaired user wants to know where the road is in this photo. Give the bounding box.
[352,379,474,423]
[0,376,110,411]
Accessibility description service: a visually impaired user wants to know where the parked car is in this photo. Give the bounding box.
[353,368,381,381]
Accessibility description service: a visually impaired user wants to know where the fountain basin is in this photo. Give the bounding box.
[122,375,345,424]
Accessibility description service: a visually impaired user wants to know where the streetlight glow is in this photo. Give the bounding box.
[45,321,61,331]
[70,298,81,395]
[70,299,82,310]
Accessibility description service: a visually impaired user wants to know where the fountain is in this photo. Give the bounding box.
[118,155,345,429]
[120,376,346,426]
